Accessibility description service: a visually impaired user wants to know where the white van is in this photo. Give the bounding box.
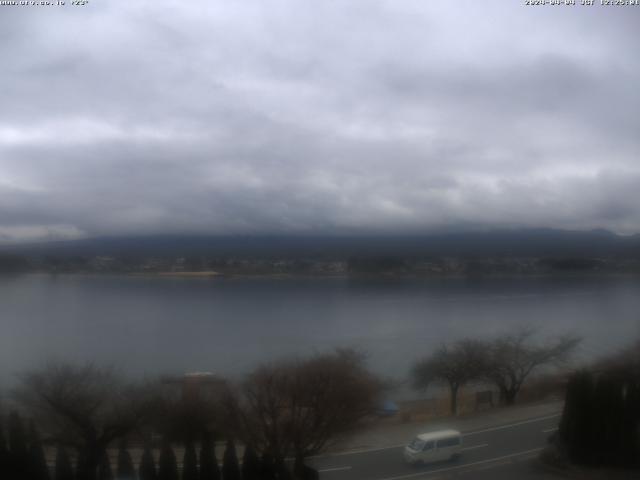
[403,429,462,465]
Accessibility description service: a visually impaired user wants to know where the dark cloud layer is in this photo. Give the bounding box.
[0,1,639,242]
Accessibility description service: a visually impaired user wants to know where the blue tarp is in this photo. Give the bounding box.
[378,400,399,416]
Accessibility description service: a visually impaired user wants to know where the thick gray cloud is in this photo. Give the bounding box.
[0,0,639,242]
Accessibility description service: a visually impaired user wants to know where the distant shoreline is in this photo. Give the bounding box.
[4,270,640,280]
[129,270,222,278]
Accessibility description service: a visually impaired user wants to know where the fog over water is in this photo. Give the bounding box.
[1,274,638,389]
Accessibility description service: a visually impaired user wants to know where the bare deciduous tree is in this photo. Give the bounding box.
[226,349,383,477]
[150,386,219,443]
[484,329,580,405]
[412,340,487,415]
[15,363,156,480]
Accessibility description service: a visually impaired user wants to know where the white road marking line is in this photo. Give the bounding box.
[311,444,406,458]
[463,413,561,436]
[318,466,352,473]
[542,427,558,433]
[375,447,544,480]
[460,443,489,451]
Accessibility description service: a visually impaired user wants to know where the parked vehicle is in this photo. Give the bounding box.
[403,429,462,465]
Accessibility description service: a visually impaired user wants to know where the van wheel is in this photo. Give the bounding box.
[450,453,461,462]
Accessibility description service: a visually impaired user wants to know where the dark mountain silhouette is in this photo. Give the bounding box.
[2,228,639,259]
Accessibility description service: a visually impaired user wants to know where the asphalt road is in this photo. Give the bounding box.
[309,414,561,480]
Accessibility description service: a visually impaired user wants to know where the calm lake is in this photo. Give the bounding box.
[1,274,639,387]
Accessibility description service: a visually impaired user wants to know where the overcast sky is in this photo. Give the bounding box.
[0,1,638,243]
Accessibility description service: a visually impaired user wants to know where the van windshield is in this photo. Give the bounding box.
[408,438,425,451]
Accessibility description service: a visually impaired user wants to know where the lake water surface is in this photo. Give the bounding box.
[1,274,639,387]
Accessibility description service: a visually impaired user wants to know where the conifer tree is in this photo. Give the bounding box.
[97,450,114,480]
[623,379,640,465]
[8,411,30,479]
[157,441,179,480]
[116,442,135,480]
[182,440,198,480]
[559,370,594,464]
[198,432,220,480]
[54,446,74,480]
[27,422,51,480]
[259,452,276,480]
[559,370,639,466]
[76,447,88,480]
[275,456,293,480]
[592,375,624,465]
[0,421,9,478]
[221,440,240,480]
[138,443,157,480]
[240,445,260,480]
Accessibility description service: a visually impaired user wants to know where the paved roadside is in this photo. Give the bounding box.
[311,406,562,480]
[326,400,563,455]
